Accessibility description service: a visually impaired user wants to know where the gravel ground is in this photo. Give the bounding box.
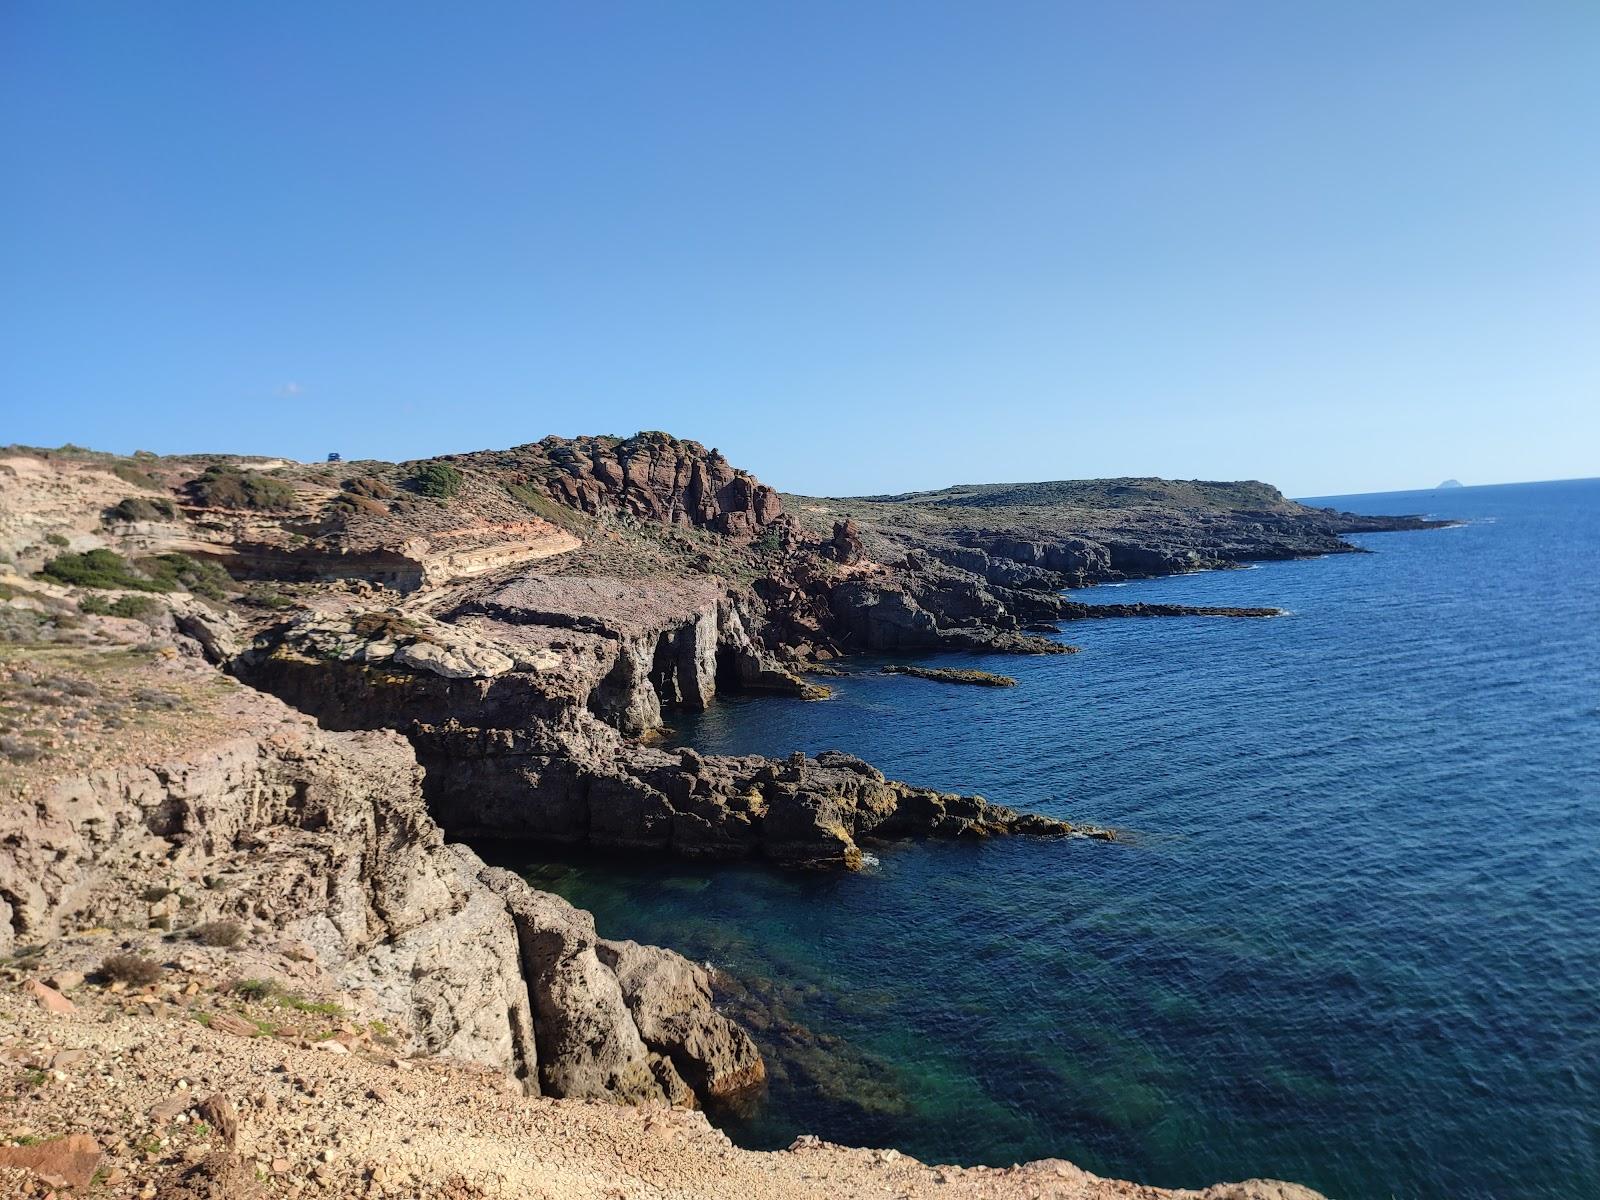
[0,970,1321,1200]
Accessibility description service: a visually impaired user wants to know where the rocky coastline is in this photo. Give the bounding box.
[0,433,1443,1195]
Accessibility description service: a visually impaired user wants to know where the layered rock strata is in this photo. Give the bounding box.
[240,607,1093,869]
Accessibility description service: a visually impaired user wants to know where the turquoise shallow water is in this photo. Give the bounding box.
[506,479,1600,1200]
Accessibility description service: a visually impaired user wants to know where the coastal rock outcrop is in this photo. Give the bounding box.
[0,641,760,1110]
[826,518,865,565]
[0,437,1405,1198]
[240,606,1095,869]
[413,724,1097,868]
[515,431,784,537]
[598,937,768,1100]
[826,572,1077,655]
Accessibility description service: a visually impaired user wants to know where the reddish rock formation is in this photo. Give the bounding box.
[536,432,783,537]
[0,1133,103,1191]
[827,518,864,565]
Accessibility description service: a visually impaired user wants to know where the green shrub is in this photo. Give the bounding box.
[186,465,297,512]
[48,551,228,599]
[40,549,161,591]
[100,953,162,986]
[45,533,70,547]
[106,496,178,523]
[108,595,160,619]
[139,553,234,600]
[408,462,463,499]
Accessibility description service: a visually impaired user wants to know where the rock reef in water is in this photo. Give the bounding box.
[881,665,1019,687]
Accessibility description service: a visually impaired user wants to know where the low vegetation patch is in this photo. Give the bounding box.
[105,495,179,523]
[186,464,298,512]
[0,733,44,762]
[112,462,164,490]
[343,475,397,500]
[139,552,234,599]
[193,919,245,948]
[233,977,344,1015]
[242,584,295,610]
[100,953,162,986]
[329,491,389,518]
[408,461,464,499]
[40,549,160,591]
[79,593,160,619]
[41,549,233,599]
[506,481,587,532]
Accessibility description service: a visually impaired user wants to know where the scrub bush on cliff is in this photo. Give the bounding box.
[43,549,233,600]
[41,549,162,591]
[409,461,464,499]
[105,495,179,522]
[186,465,298,512]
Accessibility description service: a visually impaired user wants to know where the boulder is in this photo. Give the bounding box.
[476,867,695,1105]
[598,938,766,1100]
[0,1133,102,1190]
[24,978,75,1014]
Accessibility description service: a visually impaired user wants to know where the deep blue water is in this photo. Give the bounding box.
[512,479,1600,1200]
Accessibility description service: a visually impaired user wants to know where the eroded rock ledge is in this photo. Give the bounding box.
[240,605,1100,870]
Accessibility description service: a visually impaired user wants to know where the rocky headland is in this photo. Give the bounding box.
[0,432,1440,1196]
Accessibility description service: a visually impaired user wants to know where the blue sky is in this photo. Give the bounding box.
[3,2,1596,497]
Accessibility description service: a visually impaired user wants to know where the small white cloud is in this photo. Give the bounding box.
[279,382,303,396]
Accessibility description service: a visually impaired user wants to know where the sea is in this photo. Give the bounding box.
[510,478,1600,1200]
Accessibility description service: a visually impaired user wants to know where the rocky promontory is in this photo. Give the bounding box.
[0,435,1426,1196]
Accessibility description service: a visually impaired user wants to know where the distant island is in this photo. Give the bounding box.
[1438,479,1464,489]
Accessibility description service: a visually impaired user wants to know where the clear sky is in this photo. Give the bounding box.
[3,2,1597,498]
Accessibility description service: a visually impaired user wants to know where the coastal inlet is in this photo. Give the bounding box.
[507,480,1600,1200]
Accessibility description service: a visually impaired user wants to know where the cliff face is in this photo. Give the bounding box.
[0,640,761,1109]
[237,597,1092,871]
